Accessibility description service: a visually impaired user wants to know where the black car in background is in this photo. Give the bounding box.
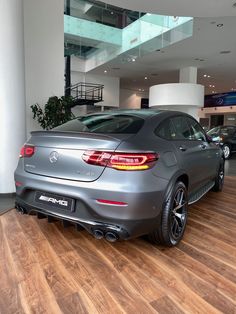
[207,125,236,159]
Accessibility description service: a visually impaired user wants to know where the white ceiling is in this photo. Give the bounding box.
[103,0,236,17]
[89,16,236,95]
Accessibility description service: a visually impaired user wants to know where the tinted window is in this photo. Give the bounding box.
[53,114,144,134]
[220,127,236,136]
[187,117,206,141]
[171,116,193,140]
[156,119,176,140]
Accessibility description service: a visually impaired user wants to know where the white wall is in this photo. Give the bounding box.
[24,0,64,134]
[0,0,26,193]
[120,89,148,109]
[71,69,120,108]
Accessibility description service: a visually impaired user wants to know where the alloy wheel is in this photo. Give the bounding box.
[223,145,230,159]
[170,188,187,240]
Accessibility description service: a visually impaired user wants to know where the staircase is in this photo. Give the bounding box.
[66,82,104,107]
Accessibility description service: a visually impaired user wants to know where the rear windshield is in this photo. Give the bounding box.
[53,114,144,134]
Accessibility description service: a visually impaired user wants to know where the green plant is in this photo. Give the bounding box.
[31,96,75,130]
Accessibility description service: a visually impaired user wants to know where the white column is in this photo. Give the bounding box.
[179,66,197,84]
[149,83,204,120]
[23,0,64,134]
[0,0,26,193]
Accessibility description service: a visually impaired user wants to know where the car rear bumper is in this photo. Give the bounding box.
[14,167,168,239]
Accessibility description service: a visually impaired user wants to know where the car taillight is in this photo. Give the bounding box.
[19,145,35,158]
[82,151,158,171]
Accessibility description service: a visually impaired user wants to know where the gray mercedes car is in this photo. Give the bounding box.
[14,110,224,246]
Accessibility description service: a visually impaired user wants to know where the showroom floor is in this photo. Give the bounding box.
[0,175,236,312]
[0,156,236,313]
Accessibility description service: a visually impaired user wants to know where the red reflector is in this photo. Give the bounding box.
[15,181,23,187]
[83,151,158,171]
[20,145,35,158]
[96,199,128,206]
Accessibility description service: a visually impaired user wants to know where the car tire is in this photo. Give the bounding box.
[149,181,188,247]
[222,144,231,159]
[212,159,225,192]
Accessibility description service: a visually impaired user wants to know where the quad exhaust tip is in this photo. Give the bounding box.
[105,232,118,243]
[15,204,27,215]
[93,229,104,240]
[93,229,119,242]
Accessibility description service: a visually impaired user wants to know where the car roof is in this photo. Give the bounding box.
[84,109,192,120]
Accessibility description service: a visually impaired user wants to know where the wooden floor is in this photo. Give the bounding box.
[1,177,236,314]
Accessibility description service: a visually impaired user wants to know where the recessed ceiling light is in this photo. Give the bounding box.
[144,76,148,80]
[138,89,141,91]
[203,74,207,77]
[207,75,211,78]
[217,23,223,27]
[104,70,107,73]
[209,85,212,87]
[220,50,231,54]
[110,11,114,15]
[131,58,136,62]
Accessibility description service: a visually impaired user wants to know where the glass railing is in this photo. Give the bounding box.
[64,0,193,70]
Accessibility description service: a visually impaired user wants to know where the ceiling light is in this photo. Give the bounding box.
[131,58,136,62]
[203,74,207,77]
[217,23,223,27]
[207,75,211,78]
[209,85,212,87]
[110,11,114,15]
[144,77,148,80]
[104,70,107,73]
[212,85,215,88]
[138,89,141,91]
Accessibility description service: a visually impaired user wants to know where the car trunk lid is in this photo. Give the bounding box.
[24,131,128,182]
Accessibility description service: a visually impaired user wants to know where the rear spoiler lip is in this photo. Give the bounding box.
[30,130,123,142]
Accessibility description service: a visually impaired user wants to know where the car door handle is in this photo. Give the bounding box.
[179,145,187,152]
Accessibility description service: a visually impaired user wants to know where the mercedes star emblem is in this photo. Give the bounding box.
[49,151,59,163]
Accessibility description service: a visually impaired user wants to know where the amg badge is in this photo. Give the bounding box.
[39,195,68,206]
[35,191,74,211]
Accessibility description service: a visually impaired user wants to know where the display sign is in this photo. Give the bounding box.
[204,91,236,107]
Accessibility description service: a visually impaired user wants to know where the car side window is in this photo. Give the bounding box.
[171,116,193,140]
[155,119,176,140]
[187,117,206,141]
